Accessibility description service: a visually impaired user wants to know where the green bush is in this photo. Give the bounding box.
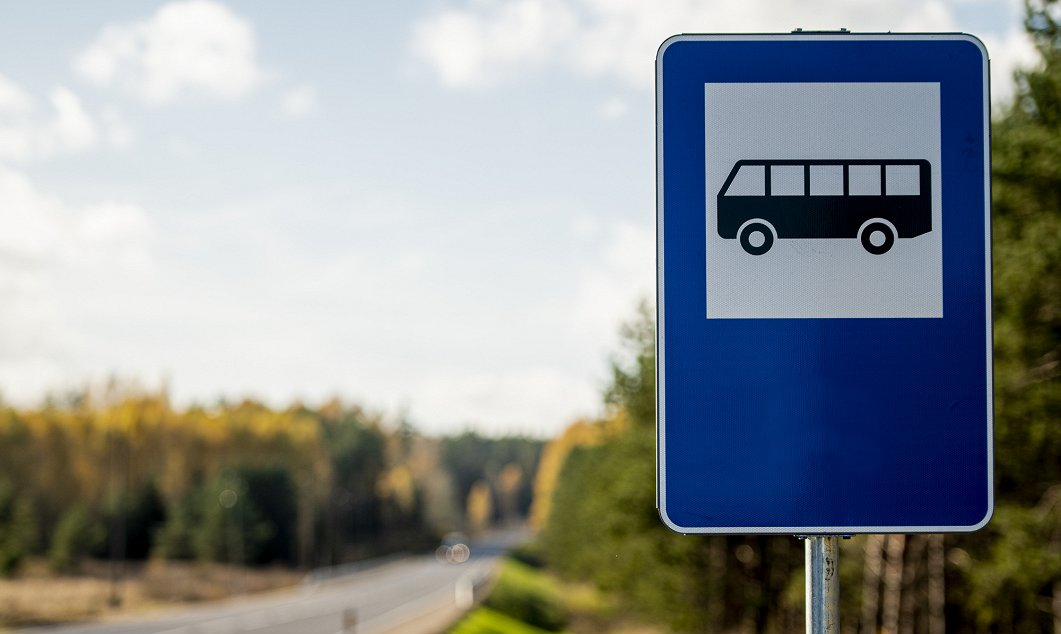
[153,489,200,560]
[194,481,274,565]
[0,483,37,576]
[450,607,560,634]
[153,472,278,565]
[507,540,546,569]
[49,505,104,573]
[483,559,567,632]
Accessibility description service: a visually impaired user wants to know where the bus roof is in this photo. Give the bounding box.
[729,158,929,168]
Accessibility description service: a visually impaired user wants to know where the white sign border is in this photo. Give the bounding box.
[655,32,995,535]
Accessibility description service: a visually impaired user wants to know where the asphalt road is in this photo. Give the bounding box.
[17,532,522,634]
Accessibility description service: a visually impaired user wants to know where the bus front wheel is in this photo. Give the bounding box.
[859,221,896,255]
[739,221,774,255]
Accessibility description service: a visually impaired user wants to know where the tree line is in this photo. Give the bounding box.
[532,6,1061,633]
[0,390,542,575]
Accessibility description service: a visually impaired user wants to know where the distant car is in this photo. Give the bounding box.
[435,532,470,564]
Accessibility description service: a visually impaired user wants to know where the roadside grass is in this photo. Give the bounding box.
[450,607,561,634]
[450,553,664,634]
[482,559,568,631]
[0,558,302,628]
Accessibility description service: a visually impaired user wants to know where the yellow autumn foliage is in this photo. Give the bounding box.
[529,411,627,530]
[0,388,328,522]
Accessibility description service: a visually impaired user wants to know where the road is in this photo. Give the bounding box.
[17,532,521,634]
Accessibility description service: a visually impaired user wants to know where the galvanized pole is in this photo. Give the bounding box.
[806,536,840,634]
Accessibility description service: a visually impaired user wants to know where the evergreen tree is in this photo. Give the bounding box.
[0,482,37,576]
[954,3,1061,632]
[48,505,104,573]
[193,474,275,566]
[991,0,1061,506]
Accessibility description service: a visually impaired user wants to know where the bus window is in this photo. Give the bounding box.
[724,164,765,196]
[886,164,920,195]
[849,164,882,196]
[810,165,844,196]
[771,165,803,196]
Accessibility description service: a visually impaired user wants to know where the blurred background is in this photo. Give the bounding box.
[0,2,1057,634]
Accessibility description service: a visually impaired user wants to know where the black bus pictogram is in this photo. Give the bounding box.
[716,159,931,255]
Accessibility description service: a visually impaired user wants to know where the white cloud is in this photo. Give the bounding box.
[280,84,318,118]
[0,169,63,261]
[43,88,97,154]
[74,202,154,270]
[412,0,1032,100]
[412,366,600,436]
[982,27,1040,104]
[0,80,107,162]
[412,0,577,87]
[0,167,153,401]
[571,219,655,350]
[74,0,267,106]
[101,107,135,149]
[0,74,32,115]
[598,96,629,120]
[0,167,153,276]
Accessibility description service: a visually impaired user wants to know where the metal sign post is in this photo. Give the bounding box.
[655,31,991,634]
[805,536,839,634]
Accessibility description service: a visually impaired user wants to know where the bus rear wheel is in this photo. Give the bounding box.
[859,221,895,255]
[739,221,774,255]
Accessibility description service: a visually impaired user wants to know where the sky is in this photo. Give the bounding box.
[0,0,1039,437]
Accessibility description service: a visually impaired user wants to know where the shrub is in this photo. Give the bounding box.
[49,505,104,573]
[483,559,567,632]
[507,540,546,569]
[450,607,558,634]
[0,485,37,575]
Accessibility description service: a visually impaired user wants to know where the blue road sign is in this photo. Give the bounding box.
[656,33,992,533]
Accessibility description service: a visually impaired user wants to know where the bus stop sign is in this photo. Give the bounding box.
[656,33,992,533]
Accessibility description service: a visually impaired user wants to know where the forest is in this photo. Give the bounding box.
[0,391,542,577]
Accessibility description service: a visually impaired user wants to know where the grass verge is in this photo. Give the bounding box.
[0,558,302,628]
[451,607,563,634]
[448,553,662,634]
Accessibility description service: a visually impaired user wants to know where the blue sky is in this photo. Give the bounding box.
[0,0,1036,436]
